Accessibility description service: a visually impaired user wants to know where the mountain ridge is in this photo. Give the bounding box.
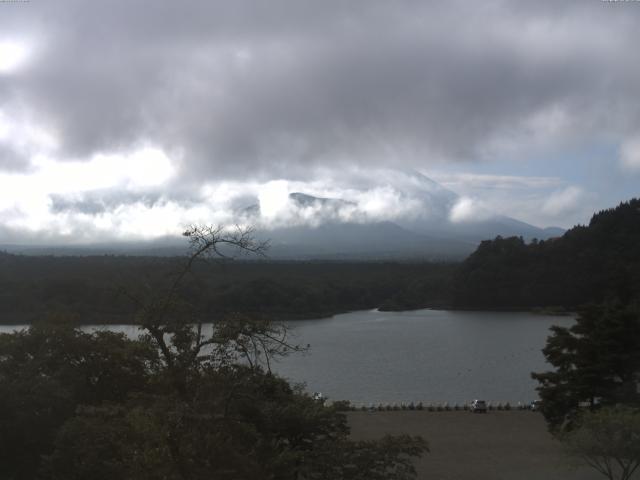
[2,171,565,259]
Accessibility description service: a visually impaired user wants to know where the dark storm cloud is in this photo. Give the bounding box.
[1,0,639,179]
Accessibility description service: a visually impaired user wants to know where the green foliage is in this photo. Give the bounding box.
[560,407,640,480]
[0,318,156,480]
[332,399,353,411]
[453,198,640,309]
[45,369,358,480]
[299,434,428,480]
[532,304,640,431]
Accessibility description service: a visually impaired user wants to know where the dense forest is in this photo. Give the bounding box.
[0,255,454,324]
[452,198,640,310]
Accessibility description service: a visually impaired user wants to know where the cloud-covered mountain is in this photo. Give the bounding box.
[238,171,564,259]
[1,170,564,259]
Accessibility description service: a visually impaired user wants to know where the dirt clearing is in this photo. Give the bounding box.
[348,410,626,480]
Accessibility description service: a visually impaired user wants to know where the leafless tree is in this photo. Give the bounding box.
[123,225,300,392]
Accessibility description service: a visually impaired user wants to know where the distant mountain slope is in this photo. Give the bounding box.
[396,214,561,244]
[262,220,475,260]
[452,198,640,308]
[240,170,563,259]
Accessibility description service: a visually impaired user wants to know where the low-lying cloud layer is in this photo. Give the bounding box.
[1,165,581,245]
[0,1,638,242]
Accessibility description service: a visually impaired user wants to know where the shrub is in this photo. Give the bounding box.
[332,400,352,412]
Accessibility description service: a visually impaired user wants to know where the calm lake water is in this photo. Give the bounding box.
[0,309,573,405]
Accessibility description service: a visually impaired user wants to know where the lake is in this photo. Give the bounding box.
[0,309,573,405]
[277,309,574,405]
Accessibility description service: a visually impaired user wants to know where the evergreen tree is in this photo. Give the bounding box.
[532,303,640,431]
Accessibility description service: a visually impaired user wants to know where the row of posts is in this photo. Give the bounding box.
[324,400,537,412]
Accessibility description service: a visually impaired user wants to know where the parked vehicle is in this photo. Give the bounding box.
[312,392,325,403]
[470,399,487,413]
[530,400,542,411]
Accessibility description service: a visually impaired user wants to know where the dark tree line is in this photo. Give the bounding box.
[0,252,454,324]
[453,198,640,309]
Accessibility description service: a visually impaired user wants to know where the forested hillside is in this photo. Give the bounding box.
[452,198,640,309]
[0,255,454,324]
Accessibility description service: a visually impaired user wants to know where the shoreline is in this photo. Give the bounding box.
[0,305,576,327]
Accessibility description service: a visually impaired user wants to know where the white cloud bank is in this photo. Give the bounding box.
[542,186,585,217]
[449,197,492,224]
[0,155,594,244]
[0,147,176,240]
[0,40,30,74]
[0,164,455,243]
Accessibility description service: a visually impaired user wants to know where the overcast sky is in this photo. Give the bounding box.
[0,0,639,243]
